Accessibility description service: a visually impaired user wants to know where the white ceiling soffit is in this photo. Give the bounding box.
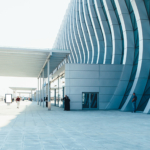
[17,92,32,94]
[9,87,37,91]
[0,47,70,78]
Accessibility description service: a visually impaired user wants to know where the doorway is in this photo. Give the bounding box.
[62,87,65,108]
[82,93,99,110]
[54,89,56,106]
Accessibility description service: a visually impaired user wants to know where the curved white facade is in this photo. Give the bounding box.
[53,0,150,112]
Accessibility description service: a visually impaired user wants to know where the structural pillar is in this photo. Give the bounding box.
[47,59,51,111]
[43,70,44,107]
[13,90,17,98]
[31,90,32,100]
[37,78,39,105]
[58,77,59,107]
[40,74,41,106]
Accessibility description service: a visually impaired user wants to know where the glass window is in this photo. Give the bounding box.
[82,92,98,109]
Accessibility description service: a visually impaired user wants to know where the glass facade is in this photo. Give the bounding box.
[82,93,89,109]
[99,0,112,64]
[50,74,65,108]
[137,0,150,111]
[50,89,55,105]
[52,0,150,112]
[119,0,139,109]
[110,0,124,64]
[144,0,150,20]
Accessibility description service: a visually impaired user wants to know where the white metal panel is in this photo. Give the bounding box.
[0,47,70,77]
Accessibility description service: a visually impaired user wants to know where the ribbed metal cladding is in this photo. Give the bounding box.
[53,0,150,112]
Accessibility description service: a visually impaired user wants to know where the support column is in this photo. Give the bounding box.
[37,78,39,105]
[13,90,17,98]
[47,59,51,111]
[40,74,41,106]
[31,90,32,100]
[43,70,44,107]
[58,77,59,107]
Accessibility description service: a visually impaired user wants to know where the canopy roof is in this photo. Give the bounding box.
[0,47,70,77]
[9,87,37,91]
[17,92,32,94]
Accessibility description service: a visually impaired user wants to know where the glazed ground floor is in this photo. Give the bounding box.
[37,64,150,113]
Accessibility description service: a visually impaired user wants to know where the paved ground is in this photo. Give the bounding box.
[0,101,150,150]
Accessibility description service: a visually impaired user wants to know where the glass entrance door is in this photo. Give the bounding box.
[54,89,56,106]
[82,93,98,109]
[56,89,59,106]
[82,93,89,109]
[90,93,98,109]
[62,87,65,108]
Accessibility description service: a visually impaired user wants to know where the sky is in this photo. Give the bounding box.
[0,77,37,97]
[0,0,70,49]
[0,0,70,97]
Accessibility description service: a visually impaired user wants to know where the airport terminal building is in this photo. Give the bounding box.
[37,0,150,113]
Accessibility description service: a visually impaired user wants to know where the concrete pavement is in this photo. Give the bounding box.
[0,101,150,150]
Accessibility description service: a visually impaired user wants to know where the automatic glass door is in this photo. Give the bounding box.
[82,93,98,110]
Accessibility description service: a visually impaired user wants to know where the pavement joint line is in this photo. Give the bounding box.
[0,101,150,150]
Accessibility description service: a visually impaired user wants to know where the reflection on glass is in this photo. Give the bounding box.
[50,74,65,107]
[90,93,97,108]
[51,90,54,105]
[82,93,98,109]
[56,89,59,106]
[82,93,89,108]
[59,88,63,107]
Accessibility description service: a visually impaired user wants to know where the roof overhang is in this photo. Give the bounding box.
[0,47,70,78]
[17,92,32,94]
[9,87,37,91]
